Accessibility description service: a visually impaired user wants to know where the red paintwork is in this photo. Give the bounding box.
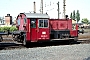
[76,24,78,30]
[67,19,72,30]
[50,20,57,30]
[26,18,50,42]
[70,30,78,37]
[16,13,78,42]
[50,19,78,37]
[49,19,72,30]
[57,20,68,30]
[30,19,38,42]
[70,24,78,37]
[26,18,31,41]
[37,28,50,40]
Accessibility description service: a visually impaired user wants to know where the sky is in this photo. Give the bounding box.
[0,0,90,22]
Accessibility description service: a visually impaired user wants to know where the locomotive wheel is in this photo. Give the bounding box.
[74,37,78,41]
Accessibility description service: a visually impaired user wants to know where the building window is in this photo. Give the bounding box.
[1,21,2,23]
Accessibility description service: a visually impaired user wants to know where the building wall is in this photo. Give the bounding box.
[5,17,10,25]
[5,14,12,25]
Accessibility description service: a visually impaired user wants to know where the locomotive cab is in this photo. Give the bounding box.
[29,18,50,42]
[16,13,50,44]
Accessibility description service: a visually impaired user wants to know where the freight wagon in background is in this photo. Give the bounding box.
[0,13,80,46]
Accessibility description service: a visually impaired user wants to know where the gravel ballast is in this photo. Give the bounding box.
[0,44,90,60]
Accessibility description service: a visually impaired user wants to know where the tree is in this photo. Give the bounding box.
[89,22,90,24]
[72,10,75,20]
[76,10,80,23]
[70,12,73,19]
[81,18,89,24]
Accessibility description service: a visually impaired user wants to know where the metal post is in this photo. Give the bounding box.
[57,1,60,19]
[41,0,43,14]
[63,0,66,18]
[33,1,36,13]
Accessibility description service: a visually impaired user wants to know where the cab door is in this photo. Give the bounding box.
[30,19,37,42]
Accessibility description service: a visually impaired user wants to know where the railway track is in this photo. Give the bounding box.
[0,41,25,50]
[0,38,90,50]
[78,39,90,44]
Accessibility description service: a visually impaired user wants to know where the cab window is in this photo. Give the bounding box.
[39,20,43,27]
[17,19,20,25]
[31,19,36,28]
[44,20,48,27]
[39,19,48,28]
[24,18,26,24]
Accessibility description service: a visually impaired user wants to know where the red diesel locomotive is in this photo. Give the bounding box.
[13,13,78,45]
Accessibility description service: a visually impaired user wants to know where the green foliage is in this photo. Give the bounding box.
[10,26,18,32]
[3,27,10,31]
[70,10,80,23]
[76,10,80,23]
[70,12,73,19]
[72,10,75,20]
[0,27,4,32]
[81,18,89,24]
[0,26,18,32]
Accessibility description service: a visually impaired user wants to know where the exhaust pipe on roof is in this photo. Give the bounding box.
[33,1,36,13]
[65,15,69,19]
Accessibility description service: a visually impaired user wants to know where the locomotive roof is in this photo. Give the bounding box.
[23,13,50,18]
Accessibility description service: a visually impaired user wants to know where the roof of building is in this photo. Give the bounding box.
[21,13,50,19]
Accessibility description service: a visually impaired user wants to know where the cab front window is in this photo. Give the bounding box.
[17,19,20,25]
[24,18,27,24]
